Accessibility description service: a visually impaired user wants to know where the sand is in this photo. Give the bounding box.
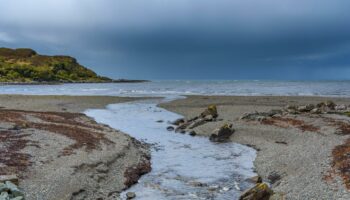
[160,95,350,200]
[0,95,151,200]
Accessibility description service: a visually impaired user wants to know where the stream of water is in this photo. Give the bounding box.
[85,98,256,200]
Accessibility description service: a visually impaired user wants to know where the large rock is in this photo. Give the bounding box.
[209,124,235,142]
[239,183,273,200]
[201,105,218,119]
[0,175,18,186]
[335,104,347,111]
[317,100,336,110]
[297,104,314,112]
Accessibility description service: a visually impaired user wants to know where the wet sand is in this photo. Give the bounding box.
[160,95,350,199]
[0,95,151,200]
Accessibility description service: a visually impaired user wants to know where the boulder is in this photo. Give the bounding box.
[209,124,235,142]
[239,183,273,200]
[200,105,218,118]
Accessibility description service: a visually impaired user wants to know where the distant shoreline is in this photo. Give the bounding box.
[0,79,150,85]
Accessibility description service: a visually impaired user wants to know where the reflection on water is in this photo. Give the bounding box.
[85,98,256,200]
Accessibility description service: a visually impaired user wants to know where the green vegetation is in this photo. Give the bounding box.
[0,48,111,83]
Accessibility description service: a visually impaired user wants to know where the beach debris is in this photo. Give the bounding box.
[126,192,136,199]
[0,180,24,200]
[239,183,273,200]
[166,126,175,131]
[209,123,235,142]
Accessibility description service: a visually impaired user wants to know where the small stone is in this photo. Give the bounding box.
[156,120,164,123]
[189,131,196,136]
[126,192,136,199]
[180,130,186,134]
[166,126,175,131]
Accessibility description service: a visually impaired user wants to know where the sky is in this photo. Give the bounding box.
[0,0,350,80]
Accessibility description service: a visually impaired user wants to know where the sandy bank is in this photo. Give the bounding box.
[0,95,151,200]
[160,95,350,199]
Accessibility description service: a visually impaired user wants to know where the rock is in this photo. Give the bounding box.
[189,131,197,136]
[156,120,164,123]
[187,118,208,129]
[0,192,9,200]
[317,100,336,110]
[269,192,285,200]
[284,105,296,110]
[126,192,136,199]
[180,130,186,134]
[335,104,347,111]
[247,176,262,184]
[310,108,322,114]
[0,175,18,186]
[267,171,281,184]
[267,109,283,116]
[239,183,273,200]
[209,124,235,142]
[200,105,218,118]
[5,181,23,197]
[240,112,268,121]
[297,104,314,112]
[171,118,185,125]
[166,126,175,131]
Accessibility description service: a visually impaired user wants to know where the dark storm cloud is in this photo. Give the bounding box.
[1,0,350,79]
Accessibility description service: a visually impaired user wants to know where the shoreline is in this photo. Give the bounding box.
[159,95,350,199]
